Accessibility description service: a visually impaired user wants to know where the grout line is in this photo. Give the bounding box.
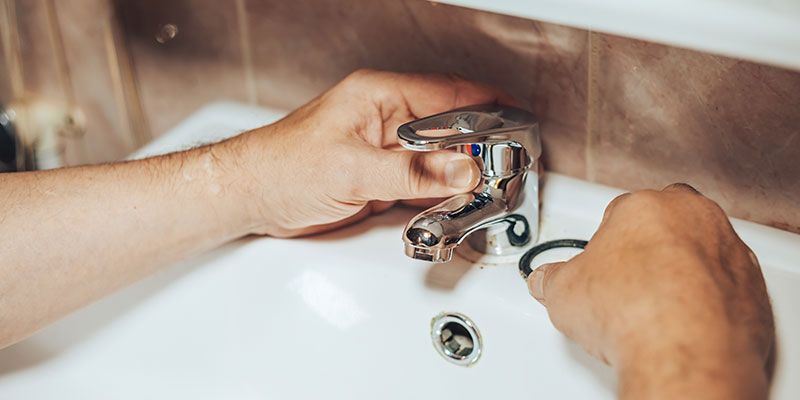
[236,0,258,105]
[585,30,596,182]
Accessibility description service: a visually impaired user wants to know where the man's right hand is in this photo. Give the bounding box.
[528,183,774,399]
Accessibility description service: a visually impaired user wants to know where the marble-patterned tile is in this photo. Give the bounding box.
[589,33,800,232]
[243,0,589,177]
[114,0,250,137]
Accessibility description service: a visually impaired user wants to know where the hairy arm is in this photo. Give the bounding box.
[528,184,774,399]
[0,70,499,349]
[0,143,253,347]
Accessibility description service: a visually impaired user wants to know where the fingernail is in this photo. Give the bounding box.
[445,158,475,190]
[528,268,546,304]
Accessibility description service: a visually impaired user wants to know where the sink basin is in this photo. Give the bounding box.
[0,102,797,399]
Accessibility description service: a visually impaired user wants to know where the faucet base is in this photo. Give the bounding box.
[452,218,539,265]
[465,220,535,257]
[456,238,537,266]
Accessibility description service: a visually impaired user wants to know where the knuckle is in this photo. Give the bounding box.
[341,69,376,90]
[620,190,661,210]
[699,195,726,214]
[663,182,701,194]
[605,192,631,213]
[340,69,391,102]
[347,68,389,86]
[347,68,375,80]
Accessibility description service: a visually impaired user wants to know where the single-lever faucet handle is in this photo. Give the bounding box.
[397,104,541,177]
[398,104,542,263]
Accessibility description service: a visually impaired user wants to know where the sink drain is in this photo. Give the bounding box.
[430,312,482,366]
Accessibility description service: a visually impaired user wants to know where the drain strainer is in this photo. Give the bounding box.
[430,312,482,366]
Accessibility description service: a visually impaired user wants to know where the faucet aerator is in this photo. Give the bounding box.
[404,244,454,263]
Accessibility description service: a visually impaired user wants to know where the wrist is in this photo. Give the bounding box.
[617,328,768,400]
[174,136,270,238]
[207,127,282,236]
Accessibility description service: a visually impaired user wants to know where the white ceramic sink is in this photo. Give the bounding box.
[0,102,797,399]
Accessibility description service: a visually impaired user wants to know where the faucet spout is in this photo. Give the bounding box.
[404,192,502,262]
[403,171,539,263]
[398,104,542,263]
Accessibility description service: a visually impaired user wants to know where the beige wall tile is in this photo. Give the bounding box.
[0,0,136,164]
[243,0,589,177]
[403,1,589,178]
[0,18,11,105]
[1,1,23,104]
[11,0,797,232]
[53,0,136,163]
[0,51,11,106]
[114,0,250,137]
[12,0,65,101]
[589,33,800,232]
[1,0,85,165]
[244,0,418,108]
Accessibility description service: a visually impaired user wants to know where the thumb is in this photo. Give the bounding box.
[527,261,567,306]
[358,148,480,201]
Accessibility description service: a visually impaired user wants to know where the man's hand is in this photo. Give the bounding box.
[527,183,775,399]
[0,70,508,349]
[215,69,511,237]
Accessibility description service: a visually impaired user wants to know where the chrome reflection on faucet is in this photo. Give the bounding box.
[398,104,542,263]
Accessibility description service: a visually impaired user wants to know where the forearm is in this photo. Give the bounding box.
[0,139,257,348]
[618,333,769,400]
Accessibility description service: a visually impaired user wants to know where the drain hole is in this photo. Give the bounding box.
[440,322,474,358]
[431,312,482,366]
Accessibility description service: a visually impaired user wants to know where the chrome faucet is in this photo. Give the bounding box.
[398,104,542,263]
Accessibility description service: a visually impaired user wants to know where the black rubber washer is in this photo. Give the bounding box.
[518,239,588,280]
[504,214,531,247]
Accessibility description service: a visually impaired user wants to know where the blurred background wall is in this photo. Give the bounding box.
[1,0,798,232]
